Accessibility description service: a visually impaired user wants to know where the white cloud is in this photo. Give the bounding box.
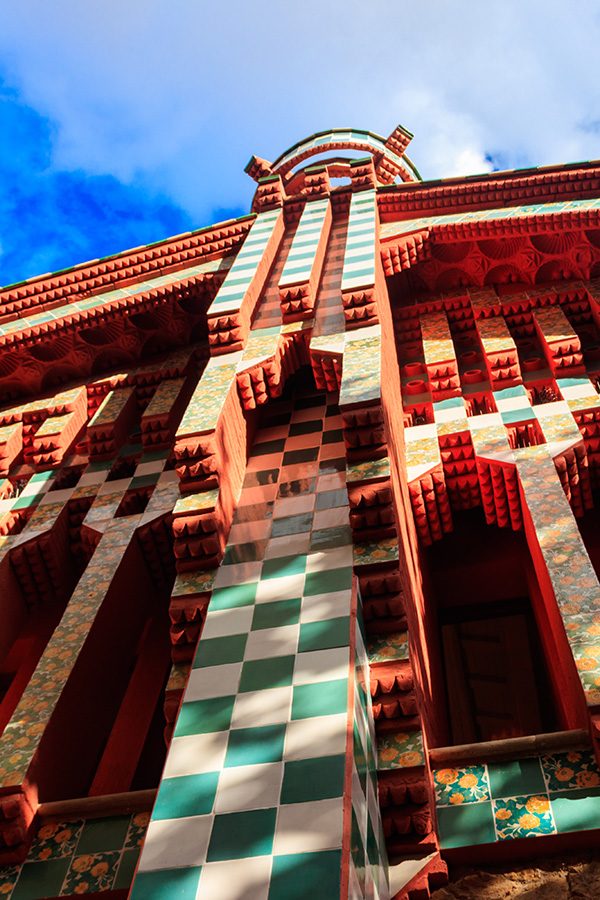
[1,0,599,221]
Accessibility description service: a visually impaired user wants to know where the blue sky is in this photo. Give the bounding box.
[1,0,599,286]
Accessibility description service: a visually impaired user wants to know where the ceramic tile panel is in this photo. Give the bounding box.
[404,424,441,481]
[88,387,135,428]
[434,750,600,848]
[279,197,330,289]
[421,309,456,366]
[0,811,149,898]
[340,327,382,408]
[142,377,186,419]
[341,190,377,293]
[0,256,229,339]
[517,449,600,704]
[379,196,600,241]
[0,516,140,788]
[208,208,282,315]
[177,357,239,438]
[133,392,389,899]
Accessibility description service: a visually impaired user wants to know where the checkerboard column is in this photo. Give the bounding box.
[132,391,390,899]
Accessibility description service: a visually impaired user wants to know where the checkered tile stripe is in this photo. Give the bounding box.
[133,392,389,899]
[208,209,282,314]
[279,198,330,289]
[341,190,377,293]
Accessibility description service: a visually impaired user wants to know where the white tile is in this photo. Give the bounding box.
[291,406,326,422]
[318,442,346,460]
[306,546,352,574]
[157,469,178,484]
[230,686,292,728]
[197,856,272,900]
[138,815,212,871]
[283,714,348,760]
[285,433,321,451]
[273,798,343,854]
[255,573,305,604]
[279,462,319,482]
[98,477,131,495]
[214,763,283,813]
[186,662,242,700]
[202,606,254,639]
[134,459,166,476]
[317,473,346,492]
[293,647,349,685]
[246,453,283,472]
[300,590,351,623]
[214,562,262,588]
[313,507,349,530]
[164,731,229,777]
[229,520,272,544]
[264,533,311,560]
[40,487,74,504]
[245,625,299,660]
[273,494,315,518]
[78,470,108,487]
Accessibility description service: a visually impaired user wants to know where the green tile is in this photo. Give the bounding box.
[114,848,139,890]
[269,849,342,900]
[292,679,348,719]
[283,448,319,465]
[11,859,70,900]
[224,541,270,565]
[487,758,546,799]
[193,633,248,668]
[76,815,130,853]
[174,695,235,737]
[207,808,277,861]
[225,724,286,767]
[310,526,353,550]
[272,513,313,537]
[153,772,219,820]
[322,428,344,444]
[281,755,346,804]
[304,567,352,595]
[436,802,496,849]
[316,489,347,510]
[289,420,323,436]
[550,787,600,833]
[239,655,295,692]
[130,867,201,900]
[251,439,286,456]
[251,598,301,630]
[261,555,307,579]
[299,617,350,653]
[210,581,257,609]
[130,473,160,489]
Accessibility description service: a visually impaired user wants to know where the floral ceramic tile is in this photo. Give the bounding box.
[493,795,556,840]
[0,865,20,895]
[434,765,491,806]
[377,731,424,770]
[367,632,409,663]
[541,749,600,792]
[29,820,84,860]
[353,537,399,567]
[63,850,120,893]
[172,569,216,597]
[346,456,391,484]
[125,812,151,850]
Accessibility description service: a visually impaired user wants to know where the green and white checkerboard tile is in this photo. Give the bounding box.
[279,198,330,289]
[133,392,389,899]
[341,190,377,293]
[208,209,282,314]
[349,608,389,900]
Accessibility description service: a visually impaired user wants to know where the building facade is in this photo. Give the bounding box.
[0,125,600,898]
